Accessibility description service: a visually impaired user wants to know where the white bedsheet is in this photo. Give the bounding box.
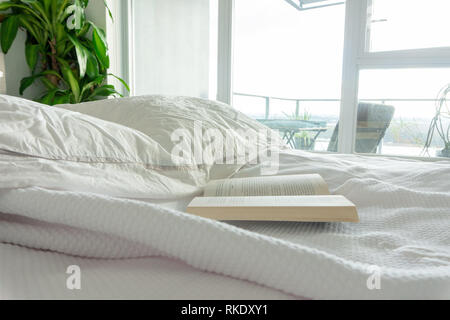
[0,243,296,300]
[1,151,449,299]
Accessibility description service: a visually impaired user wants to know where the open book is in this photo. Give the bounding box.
[186,174,359,222]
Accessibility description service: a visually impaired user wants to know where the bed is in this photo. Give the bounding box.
[0,94,449,299]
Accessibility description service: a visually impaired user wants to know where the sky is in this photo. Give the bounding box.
[229,0,450,120]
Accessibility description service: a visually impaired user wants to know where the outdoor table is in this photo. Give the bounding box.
[257,119,328,150]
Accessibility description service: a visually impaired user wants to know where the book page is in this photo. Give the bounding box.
[204,174,330,197]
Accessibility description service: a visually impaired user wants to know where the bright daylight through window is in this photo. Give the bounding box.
[227,0,450,158]
[232,0,345,152]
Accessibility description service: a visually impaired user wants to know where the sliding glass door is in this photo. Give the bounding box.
[217,0,450,158]
[231,0,345,152]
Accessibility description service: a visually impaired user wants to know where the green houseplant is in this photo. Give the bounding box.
[0,0,128,105]
[424,84,450,157]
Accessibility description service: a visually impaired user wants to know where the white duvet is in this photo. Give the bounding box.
[0,95,449,299]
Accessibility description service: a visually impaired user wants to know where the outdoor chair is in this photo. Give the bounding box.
[327,103,395,153]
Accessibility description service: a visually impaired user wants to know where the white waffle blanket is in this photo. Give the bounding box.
[1,151,449,299]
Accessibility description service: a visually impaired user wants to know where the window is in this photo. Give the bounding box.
[367,0,450,52]
[232,0,345,152]
[350,0,450,158]
[125,0,450,159]
[358,68,450,157]
[216,0,450,159]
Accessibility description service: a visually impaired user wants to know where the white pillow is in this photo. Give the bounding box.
[0,95,203,198]
[59,95,286,177]
[0,95,284,199]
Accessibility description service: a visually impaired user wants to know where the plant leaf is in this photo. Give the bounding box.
[0,2,15,11]
[19,69,63,94]
[57,57,81,102]
[1,15,20,53]
[25,43,39,71]
[41,0,52,16]
[0,2,48,26]
[85,51,99,79]
[67,33,87,78]
[76,21,90,37]
[53,92,72,105]
[80,74,104,98]
[17,14,43,44]
[104,0,113,22]
[90,22,109,69]
[88,84,121,100]
[40,76,57,90]
[19,74,39,95]
[56,0,70,23]
[40,88,58,105]
[27,0,52,27]
[55,23,66,42]
[108,73,130,92]
[17,1,51,31]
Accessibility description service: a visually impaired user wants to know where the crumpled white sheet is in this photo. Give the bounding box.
[1,150,449,299]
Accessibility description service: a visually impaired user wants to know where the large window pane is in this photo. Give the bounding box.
[358,68,450,158]
[368,0,450,52]
[232,0,345,152]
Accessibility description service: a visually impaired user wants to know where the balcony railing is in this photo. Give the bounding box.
[233,92,448,157]
[233,92,442,119]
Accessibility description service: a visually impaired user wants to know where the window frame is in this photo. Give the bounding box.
[217,0,450,158]
[217,0,234,105]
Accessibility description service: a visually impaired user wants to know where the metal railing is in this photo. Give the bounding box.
[232,93,450,160]
[233,92,443,119]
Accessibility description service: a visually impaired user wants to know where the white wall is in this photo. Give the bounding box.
[132,0,210,98]
[3,1,107,99]
[0,52,5,94]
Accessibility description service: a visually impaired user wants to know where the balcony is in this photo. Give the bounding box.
[233,92,449,158]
